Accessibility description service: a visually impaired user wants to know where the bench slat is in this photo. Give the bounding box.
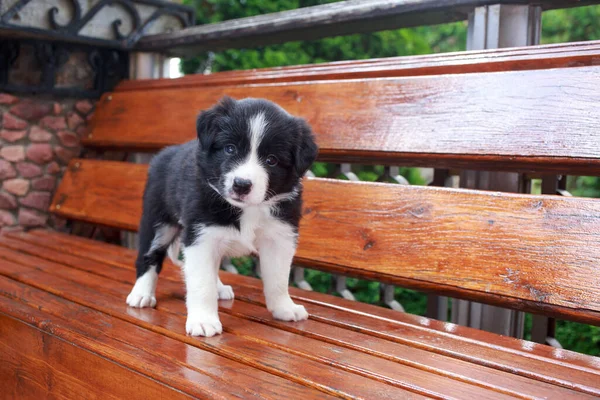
[2,236,599,397]
[119,40,600,91]
[86,66,600,174]
[51,159,600,324]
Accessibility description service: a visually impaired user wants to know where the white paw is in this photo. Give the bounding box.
[127,268,158,308]
[271,304,308,322]
[218,284,235,300]
[186,314,223,337]
[126,293,156,308]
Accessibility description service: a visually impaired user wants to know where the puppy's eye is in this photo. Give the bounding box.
[224,145,237,155]
[265,155,279,167]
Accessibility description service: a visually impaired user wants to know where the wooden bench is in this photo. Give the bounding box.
[2,40,600,398]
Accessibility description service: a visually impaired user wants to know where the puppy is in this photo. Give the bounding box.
[126,97,318,337]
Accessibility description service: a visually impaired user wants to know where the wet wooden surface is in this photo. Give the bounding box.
[51,158,600,324]
[87,66,600,175]
[1,229,600,399]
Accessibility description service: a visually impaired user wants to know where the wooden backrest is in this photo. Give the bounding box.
[87,64,600,175]
[52,159,600,325]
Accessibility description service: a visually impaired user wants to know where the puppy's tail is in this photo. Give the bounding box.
[167,235,184,267]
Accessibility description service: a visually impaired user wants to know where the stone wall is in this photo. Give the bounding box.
[0,93,95,231]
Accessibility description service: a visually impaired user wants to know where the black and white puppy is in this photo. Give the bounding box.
[126,96,318,337]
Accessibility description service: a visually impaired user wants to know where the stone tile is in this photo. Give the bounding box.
[0,210,16,226]
[32,175,56,191]
[0,159,17,180]
[0,145,25,162]
[40,115,67,131]
[75,99,94,115]
[16,162,43,178]
[18,208,48,227]
[26,144,53,164]
[3,113,28,130]
[10,100,52,121]
[0,192,17,209]
[30,126,53,142]
[0,93,19,105]
[0,129,27,142]
[3,178,29,196]
[20,191,51,211]
[58,130,79,147]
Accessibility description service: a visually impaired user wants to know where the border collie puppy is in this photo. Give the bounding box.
[126,97,318,337]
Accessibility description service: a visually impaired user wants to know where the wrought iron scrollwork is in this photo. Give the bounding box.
[48,0,82,32]
[1,0,194,49]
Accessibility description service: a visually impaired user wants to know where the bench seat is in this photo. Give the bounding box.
[1,229,600,399]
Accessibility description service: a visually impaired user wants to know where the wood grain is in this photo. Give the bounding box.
[50,159,600,324]
[120,40,600,91]
[0,309,194,400]
[2,236,599,397]
[86,66,600,175]
[51,160,146,231]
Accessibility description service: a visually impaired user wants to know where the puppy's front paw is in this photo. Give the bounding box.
[186,314,223,337]
[218,284,235,300]
[126,292,157,308]
[271,303,308,322]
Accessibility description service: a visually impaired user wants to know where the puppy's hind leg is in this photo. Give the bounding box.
[167,235,184,268]
[217,276,235,300]
[127,216,179,308]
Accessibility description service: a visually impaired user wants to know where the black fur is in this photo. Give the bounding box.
[134,97,317,279]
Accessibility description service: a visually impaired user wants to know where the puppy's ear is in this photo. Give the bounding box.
[294,118,318,176]
[196,96,236,150]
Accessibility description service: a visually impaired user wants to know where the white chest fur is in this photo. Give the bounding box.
[217,205,294,258]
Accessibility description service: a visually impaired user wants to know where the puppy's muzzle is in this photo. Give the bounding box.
[232,177,253,196]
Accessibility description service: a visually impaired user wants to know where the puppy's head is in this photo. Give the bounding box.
[196,96,318,208]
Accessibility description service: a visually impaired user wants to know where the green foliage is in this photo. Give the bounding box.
[542,5,600,44]
[569,176,600,198]
[555,320,600,356]
[182,0,600,356]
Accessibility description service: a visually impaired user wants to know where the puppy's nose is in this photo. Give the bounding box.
[232,177,252,196]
